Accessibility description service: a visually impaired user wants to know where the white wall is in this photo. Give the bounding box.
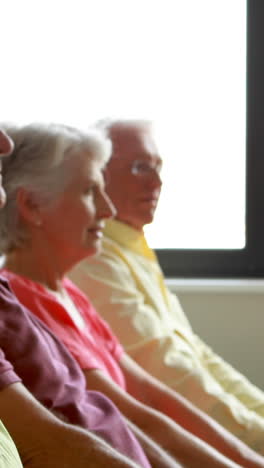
[167,279,264,391]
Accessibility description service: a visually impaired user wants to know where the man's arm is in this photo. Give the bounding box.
[192,334,264,417]
[120,354,264,468]
[0,382,142,468]
[69,248,264,453]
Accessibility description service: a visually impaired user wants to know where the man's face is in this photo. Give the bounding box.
[0,130,14,208]
[105,125,162,231]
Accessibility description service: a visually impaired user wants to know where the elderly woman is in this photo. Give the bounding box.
[0,123,263,468]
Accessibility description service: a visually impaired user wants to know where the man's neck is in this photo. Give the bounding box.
[115,216,144,233]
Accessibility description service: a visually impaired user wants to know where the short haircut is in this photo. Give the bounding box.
[0,122,111,252]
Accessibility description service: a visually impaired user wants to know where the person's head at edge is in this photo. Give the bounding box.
[0,123,115,275]
[0,129,14,208]
[101,120,162,233]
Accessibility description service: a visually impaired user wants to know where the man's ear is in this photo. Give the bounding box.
[16,187,42,227]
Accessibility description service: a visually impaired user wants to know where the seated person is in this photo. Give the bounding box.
[1,122,263,468]
[0,128,151,468]
[0,130,22,468]
[69,119,264,455]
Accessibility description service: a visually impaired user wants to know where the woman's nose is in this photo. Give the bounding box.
[98,190,117,219]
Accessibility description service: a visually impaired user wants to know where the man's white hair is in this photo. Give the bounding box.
[96,118,153,138]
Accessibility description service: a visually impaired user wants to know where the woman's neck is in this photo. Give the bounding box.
[5,246,64,292]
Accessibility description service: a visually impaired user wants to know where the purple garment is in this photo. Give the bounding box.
[0,277,150,468]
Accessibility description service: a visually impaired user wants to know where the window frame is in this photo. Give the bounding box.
[156,0,264,278]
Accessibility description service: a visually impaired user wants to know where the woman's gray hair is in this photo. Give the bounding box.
[0,122,112,253]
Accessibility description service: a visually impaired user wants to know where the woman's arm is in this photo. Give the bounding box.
[120,354,264,468]
[0,382,142,468]
[83,368,243,468]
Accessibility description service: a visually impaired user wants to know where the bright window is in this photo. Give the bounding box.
[3,0,258,277]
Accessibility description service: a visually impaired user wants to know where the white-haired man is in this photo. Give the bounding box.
[70,119,264,456]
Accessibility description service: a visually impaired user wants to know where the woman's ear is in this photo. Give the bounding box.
[16,187,42,227]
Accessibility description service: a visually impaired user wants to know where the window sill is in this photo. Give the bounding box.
[165,278,264,294]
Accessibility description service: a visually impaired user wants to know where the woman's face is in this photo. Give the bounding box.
[38,151,115,267]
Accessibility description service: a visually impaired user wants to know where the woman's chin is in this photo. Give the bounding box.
[83,243,102,259]
[72,242,102,266]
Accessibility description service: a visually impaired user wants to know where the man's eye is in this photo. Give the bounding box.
[131,162,147,174]
[84,186,94,195]
[138,163,148,171]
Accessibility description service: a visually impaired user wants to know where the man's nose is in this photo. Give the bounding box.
[148,169,162,188]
